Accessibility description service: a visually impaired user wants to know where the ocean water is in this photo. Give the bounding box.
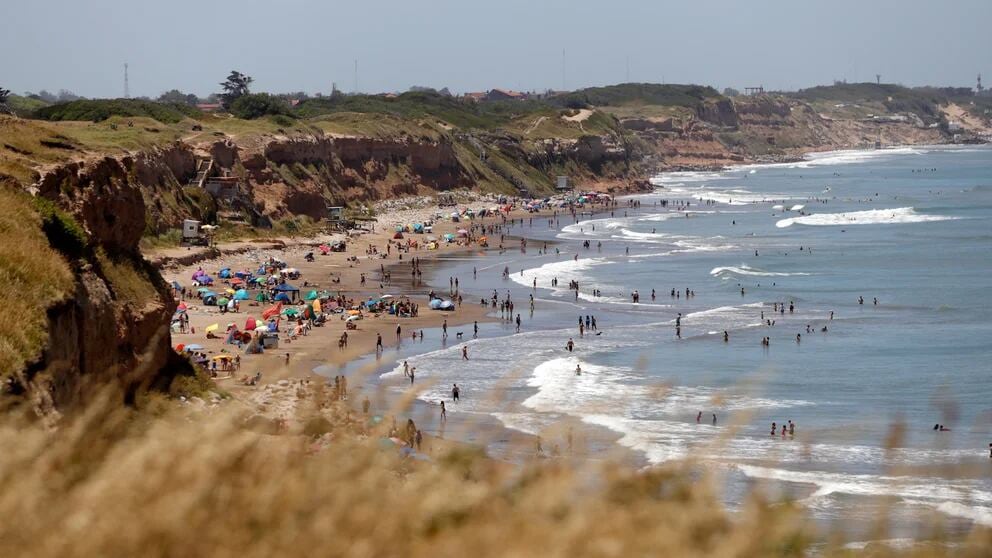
[361,146,992,533]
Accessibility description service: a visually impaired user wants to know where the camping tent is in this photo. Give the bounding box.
[274,293,291,303]
[219,268,231,279]
[305,290,319,301]
[245,317,257,331]
[233,289,250,300]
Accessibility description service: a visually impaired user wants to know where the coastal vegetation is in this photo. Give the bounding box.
[0,186,74,377]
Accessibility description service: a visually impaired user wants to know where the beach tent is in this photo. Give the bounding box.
[205,324,219,334]
[282,308,300,318]
[395,225,405,233]
[413,223,424,233]
[183,344,204,352]
[450,212,460,222]
[197,287,212,295]
[274,293,291,303]
[255,292,268,303]
[202,294,217,305]
[234,270,252,280]
[233,289,250,301]
[305,290,319,301]
[393,232,404,239]
[224,288,236,295]
[171,280,182,291]
[216,297,230,307]
[230,277,244,286]
[245,317,257,331]
[443,233,456,242]
[439,300,455,310]
[196,275,213,285]
[428,298,444,310]
[262,303,283,320]
[219,268,232,279]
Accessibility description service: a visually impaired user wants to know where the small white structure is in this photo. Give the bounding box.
[556,175,569,191]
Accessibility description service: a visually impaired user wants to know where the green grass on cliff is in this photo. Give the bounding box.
[0,186,74,377]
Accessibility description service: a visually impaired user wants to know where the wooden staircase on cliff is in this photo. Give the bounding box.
[188,157,214,189]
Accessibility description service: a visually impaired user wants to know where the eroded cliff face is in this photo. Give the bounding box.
[18,156,190,414]
[636,97,947,170]
[37,143,211,237]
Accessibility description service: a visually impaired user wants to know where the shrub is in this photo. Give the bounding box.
[33,99,201,123]
[230,94,293,120]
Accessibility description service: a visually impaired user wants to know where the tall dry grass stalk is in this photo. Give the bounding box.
[0,381,988,558]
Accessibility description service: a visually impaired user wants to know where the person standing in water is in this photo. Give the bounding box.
[452,383,460,402]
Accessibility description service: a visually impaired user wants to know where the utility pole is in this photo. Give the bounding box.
[124,63,130,99]
[354,59,359,94]
[626,56,630,83]
[561,48,566,91]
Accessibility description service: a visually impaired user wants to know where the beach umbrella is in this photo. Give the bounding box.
[197,287,211,294]
[456,228,468,237]
[380,294,394,299]
[255,293,267,302]
[439,300,455,310]
[184,344,204,352]
[282,308,300,317]
[216,297,230,306]
[205,324,219,333]
[230,277,244,286]
[305,290,319,301]
[233,289,250,300]
[429,298,443,310]
[224,288,236,295]
[219,268,232,279]
[443,233,456,242]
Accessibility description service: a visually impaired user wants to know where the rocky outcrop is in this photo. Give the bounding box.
[696,98,739,128]
[21,155,190,413]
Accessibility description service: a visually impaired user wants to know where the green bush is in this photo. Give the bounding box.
[33,99,201,123]
[230,94,293,120]
[32,196,87,258]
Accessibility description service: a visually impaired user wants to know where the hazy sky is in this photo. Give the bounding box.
[2,0,989,98]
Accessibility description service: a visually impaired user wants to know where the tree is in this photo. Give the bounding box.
[0,87,9,105]
[723,87,741,98]
[219,71,253,109]
[158,89,200,106]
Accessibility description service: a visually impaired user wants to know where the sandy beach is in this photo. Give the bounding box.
[150,194,629,462]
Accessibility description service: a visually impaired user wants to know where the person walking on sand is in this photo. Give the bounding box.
[452,383,460,402]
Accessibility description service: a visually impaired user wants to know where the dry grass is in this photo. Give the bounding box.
[0,186,74,376]
[0,379,988,558]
